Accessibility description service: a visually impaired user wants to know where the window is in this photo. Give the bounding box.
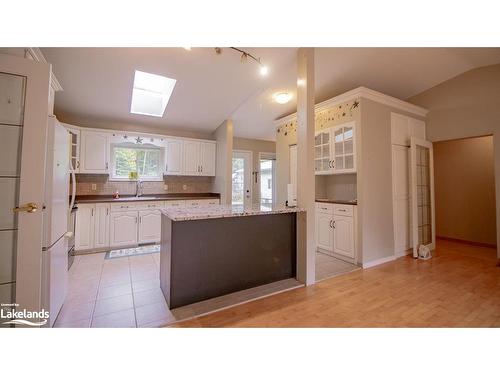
[111,145,162,180]
[130,70,177,117]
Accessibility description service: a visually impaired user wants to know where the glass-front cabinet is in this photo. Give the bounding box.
[67,127,80,172]
[314,121,356,175]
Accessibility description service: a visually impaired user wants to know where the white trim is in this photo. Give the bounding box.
[395,248,413,258]
[362,255,396,269]
[275,86,428,127]
[25,48,63,92]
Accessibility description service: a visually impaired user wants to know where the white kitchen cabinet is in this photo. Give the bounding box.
[138,210,161,243]
[182,140,216,176]
[63,125,80,172]
[183,140,201,175]
[75,204,95,251]
[80,130,109,173]
[200,142,216,176]
[316,211,334,253]
[333,215,355,258]
[93,203,110,248]
[164,138,183,175]
[109,211,138,247]
[314,121,356,175]
[185,199,219,207]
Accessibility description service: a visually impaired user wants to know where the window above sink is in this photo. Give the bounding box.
[110,143,163,181]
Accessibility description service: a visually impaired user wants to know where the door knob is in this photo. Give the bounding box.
[12,202,38,213]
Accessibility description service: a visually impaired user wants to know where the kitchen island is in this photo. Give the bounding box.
[159,204,304,309]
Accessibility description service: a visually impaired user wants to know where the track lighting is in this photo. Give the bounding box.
[215,47,268,77]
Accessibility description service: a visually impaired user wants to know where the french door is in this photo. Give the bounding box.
[410,137,436,257]
[232,150,252,207]
[0,53,51,323]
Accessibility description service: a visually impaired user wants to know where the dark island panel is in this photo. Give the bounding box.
[160,212,297,309]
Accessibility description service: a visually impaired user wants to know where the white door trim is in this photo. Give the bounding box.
[233,150,253,206]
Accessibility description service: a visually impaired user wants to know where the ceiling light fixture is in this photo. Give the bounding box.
[215,47,269,77]
[273,92,292,104]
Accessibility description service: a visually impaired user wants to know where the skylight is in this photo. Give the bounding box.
[130,70,176,117]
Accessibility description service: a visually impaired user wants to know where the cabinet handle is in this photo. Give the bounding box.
[330,220,333,228]
[201,165,203,173]
[106,208,109,215]
[139,216,142,223]
[76,160,80,169]
[105,162,108,170]
[91,208,94,216]
[166,164,168,172]
[333,221,336,229]
[135,217,138,224]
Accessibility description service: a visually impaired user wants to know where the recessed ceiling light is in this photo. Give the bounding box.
[273,92,292,104]
[130,70,176,117]
[260,65,269,76]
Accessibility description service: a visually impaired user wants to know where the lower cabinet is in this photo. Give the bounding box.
[315,203,356,261]
[76,198,220,251]
[316,211,334,253]
[333,215,355,258]
[75,203,110,251]
[138,210,161,243]
[109,211,138,247]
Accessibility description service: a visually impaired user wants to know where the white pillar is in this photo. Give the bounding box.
[296,48,316,285]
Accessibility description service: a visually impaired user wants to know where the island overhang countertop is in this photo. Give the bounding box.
[161,204,305,221]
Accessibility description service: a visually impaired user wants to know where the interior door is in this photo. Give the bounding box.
[0,53,51,320]
[410,137,436,257]
[232,151,252,206]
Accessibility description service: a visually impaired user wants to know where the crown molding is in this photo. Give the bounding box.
[25,48,63,92]
[275,86,428,126]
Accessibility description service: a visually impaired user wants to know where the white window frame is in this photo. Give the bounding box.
[110,143,164,181]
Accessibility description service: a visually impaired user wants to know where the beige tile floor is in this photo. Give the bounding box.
[55,250,303,328]
[315,252,360,281]
[54,251,176,328]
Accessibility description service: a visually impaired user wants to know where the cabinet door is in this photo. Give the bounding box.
[80,131,109,173]
[165,138,183,175]
[314,130,332,174]
[138,210,161,244]
[183,141,200,176]
[316,211,333,252]
[75,204,95,250]
[200,142,216,176]
[66,127,80,172]
[109,211,138,247]
[94,203,110,248]
[333,215,354,258]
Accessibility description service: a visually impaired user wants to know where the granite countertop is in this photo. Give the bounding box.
[75,193,220,204]
[315,198,358,205]
[162,204,305,221]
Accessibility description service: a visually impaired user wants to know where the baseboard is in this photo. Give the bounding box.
[436,236,497,249]
[362,255,396,269]
[395,248,413,258]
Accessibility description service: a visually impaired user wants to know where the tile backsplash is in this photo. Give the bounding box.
[74,175,215,196]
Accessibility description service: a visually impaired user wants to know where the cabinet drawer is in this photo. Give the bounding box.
[136,201,165,210]
[186,199,219,207]
[164,200,186,208]
[333,204,353,217]
[110,202,139,212]
[316,202,334,214]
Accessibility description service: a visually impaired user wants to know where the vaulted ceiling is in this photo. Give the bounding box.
[41,47,500,141]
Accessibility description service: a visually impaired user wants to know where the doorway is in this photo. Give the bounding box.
[433,135,496,248]
[259,153,276,208]
[232,150,252,207]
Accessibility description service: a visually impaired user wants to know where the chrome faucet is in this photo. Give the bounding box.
[136,180,143,197]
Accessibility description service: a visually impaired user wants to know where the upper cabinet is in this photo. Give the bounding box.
[314,121,356,175]
[164,138,183,175]
[65,126,80,172]
[391,112,425,146]
[80,130,109,174]
[182,140,216,176]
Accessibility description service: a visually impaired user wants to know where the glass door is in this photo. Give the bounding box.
[410,137,436,257]
[232,151,252,207]
[0,53,51,324]
[259,153,276,208]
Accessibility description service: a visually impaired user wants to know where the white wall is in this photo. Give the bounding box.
[213,120,233,204]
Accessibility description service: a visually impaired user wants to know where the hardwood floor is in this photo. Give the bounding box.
[173,239,500,327]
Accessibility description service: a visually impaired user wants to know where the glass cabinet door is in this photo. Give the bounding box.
[314,130,332,173]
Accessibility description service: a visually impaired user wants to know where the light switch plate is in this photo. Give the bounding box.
[91,183,97,191]
[164,184,168,191]
[182,184,187,191]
